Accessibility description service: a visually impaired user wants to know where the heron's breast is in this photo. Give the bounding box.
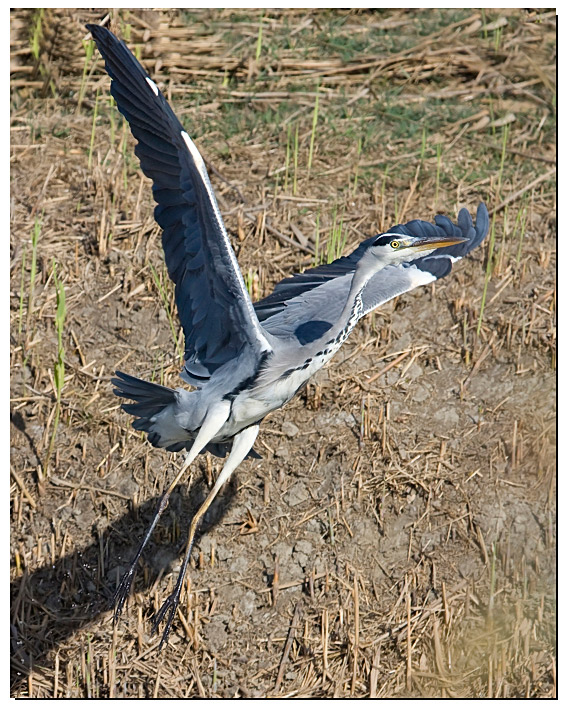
[231,394,276,422]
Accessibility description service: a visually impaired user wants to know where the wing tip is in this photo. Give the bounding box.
[475,202,490,240]
[459,201,490,254]
[85,23,111,42]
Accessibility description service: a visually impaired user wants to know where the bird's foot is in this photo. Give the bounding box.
[112,567,136,622]
[152,585,182,650]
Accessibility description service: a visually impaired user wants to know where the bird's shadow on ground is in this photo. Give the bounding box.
[11,411,42,467]
[10,475,238,695]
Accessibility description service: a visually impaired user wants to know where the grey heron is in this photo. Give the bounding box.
[87,24,489,648]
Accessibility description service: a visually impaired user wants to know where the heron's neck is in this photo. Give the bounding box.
[319,261,376,352]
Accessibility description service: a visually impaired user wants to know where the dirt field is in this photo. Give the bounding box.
[10,9,555,698]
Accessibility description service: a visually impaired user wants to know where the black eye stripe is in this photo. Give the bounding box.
[374,234,402,247]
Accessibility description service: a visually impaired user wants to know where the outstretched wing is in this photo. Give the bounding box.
[257,204,489,342]
[87,25,271,385]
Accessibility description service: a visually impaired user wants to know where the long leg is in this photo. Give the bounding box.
[153,423,260,648]
[113,402,231,619]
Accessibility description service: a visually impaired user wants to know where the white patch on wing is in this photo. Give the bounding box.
[179,130,273,354]
[180,130,206,171]
[180,129,231,247]
[406,262,437,288]
[145,77,159,96]
[425,253,460,265]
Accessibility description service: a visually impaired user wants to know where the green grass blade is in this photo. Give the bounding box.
[476,217,497,335]
[77,38,95,113]
[255,16,263,61]
[293,124,299,196]
[150,263,181,359]
[88,87,99,169]
[307,86,320,175]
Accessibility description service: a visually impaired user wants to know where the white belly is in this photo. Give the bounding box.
[229,352,334,425]
[211,344,340,443]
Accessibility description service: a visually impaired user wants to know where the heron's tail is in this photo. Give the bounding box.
[111,370,185,447]
[111,370,262,459]
[112,370,176,419]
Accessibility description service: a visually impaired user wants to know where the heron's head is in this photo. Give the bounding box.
[368,232,468,265]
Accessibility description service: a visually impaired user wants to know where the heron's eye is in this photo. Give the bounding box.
[390,240,400,249]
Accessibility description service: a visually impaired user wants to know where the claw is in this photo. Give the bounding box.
[112,567,136,621]
[152,585,183,649]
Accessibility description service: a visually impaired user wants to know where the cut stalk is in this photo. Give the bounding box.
[27,216,41,335]
[88,87,99,170]
[293,124,299,196]
[44,260,66,477]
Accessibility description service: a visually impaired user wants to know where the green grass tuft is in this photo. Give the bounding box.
[326,205,348,264]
